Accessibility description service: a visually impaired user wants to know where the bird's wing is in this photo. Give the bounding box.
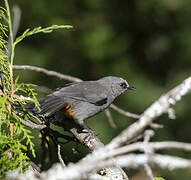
[53,81,108,105]
[35,81,108,117]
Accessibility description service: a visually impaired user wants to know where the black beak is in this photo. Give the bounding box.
[127,85,136,90]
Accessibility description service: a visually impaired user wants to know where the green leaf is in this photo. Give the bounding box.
[14,24,73,45]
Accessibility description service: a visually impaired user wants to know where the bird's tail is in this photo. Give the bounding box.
[24,101,36,111]
[24,96,66,118]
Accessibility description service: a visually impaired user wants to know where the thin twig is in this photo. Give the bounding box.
[143,164,154,180]
[150,123,164,129]
[13,94,45,128]
[57,144,66,167]
[105,109,117,128]
[13,65,82,82]
[143,130,154,144]
[110,104,141,119]
[30,162,41,174]
[143,130,154,179]
[21,120,46,130]
[106,141,191,158]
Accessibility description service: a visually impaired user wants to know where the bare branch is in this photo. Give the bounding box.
[142,130,155,179]
[105,109,117,128]
[7,154,191,180]
[55,141,191,179]
[115,154,191,170]
[21,119,46,129]
[57,144,66,167]
[107,141,191,157]
[0,110,45,130]
[143,129,154,143]
[143,164,154,180]
[13,65,82,82]
[150,141,191,152]
[110,104,141,119]
[150,122,164,129]
[69,125,104,150]
[53,117,128,179]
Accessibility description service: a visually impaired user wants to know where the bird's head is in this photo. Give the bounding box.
[98,76,135,98]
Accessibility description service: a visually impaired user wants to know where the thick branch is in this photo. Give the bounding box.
[56,118,104,150]
[7,153,191,180]
[53,119,127,179]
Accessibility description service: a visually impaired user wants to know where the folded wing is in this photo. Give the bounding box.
[25,81,108,117]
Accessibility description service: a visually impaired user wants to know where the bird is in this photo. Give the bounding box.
[25,76,135,125]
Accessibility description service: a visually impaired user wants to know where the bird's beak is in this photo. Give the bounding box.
[127,85,136,90]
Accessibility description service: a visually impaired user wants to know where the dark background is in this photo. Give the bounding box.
[7,0,191,179]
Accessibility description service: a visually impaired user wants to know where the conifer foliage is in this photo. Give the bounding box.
[0,0,72,176]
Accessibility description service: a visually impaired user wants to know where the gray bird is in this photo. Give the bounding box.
[25,76,135,125]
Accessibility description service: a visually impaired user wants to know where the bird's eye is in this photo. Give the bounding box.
[120,82,127,89]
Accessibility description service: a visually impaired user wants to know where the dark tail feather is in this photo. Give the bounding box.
[38,96,65,117]
[24,100,44,114]
[24,96,66,118]
[24,101,36,111]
